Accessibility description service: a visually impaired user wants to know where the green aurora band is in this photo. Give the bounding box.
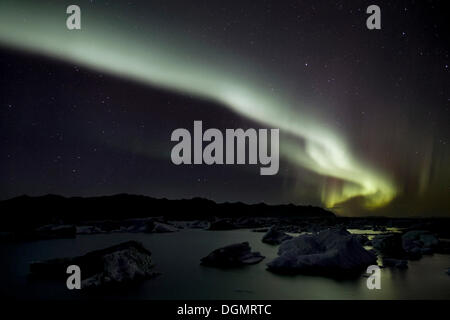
[0,1,397,210]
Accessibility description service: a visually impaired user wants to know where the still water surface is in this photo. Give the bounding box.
[0,229,449,299]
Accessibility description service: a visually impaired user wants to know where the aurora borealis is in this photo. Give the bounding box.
[0,1,449,216]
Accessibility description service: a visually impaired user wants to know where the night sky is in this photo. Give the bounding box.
[0,0,449,217]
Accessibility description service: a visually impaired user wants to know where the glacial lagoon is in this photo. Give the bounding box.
[1,229,449,300]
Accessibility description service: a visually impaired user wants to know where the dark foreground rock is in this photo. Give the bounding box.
[184,220,209,229]
[76,225,104,234]
[34,224,77,239]
[30,241,157,288]
[262,226,293,245]
[382,258,408,269]
[267,228,377,277]
[354,234,371,246]
[151,222,178,233]
[402,230,439,256]
[372,234,406,258]
[200,242,265,267]
[233,216,267,229]
[435,240,450,254]
[208,219,237,230]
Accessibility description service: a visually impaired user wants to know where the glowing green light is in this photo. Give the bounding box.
[0,1,397,210]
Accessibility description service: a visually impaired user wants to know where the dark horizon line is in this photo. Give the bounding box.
[2,193,449,219]
[1,192,325,209]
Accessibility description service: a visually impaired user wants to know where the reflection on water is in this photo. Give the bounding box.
[347,228,402,235]
[0,229,449,300]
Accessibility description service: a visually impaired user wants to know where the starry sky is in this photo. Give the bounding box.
[0,0,449,217]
